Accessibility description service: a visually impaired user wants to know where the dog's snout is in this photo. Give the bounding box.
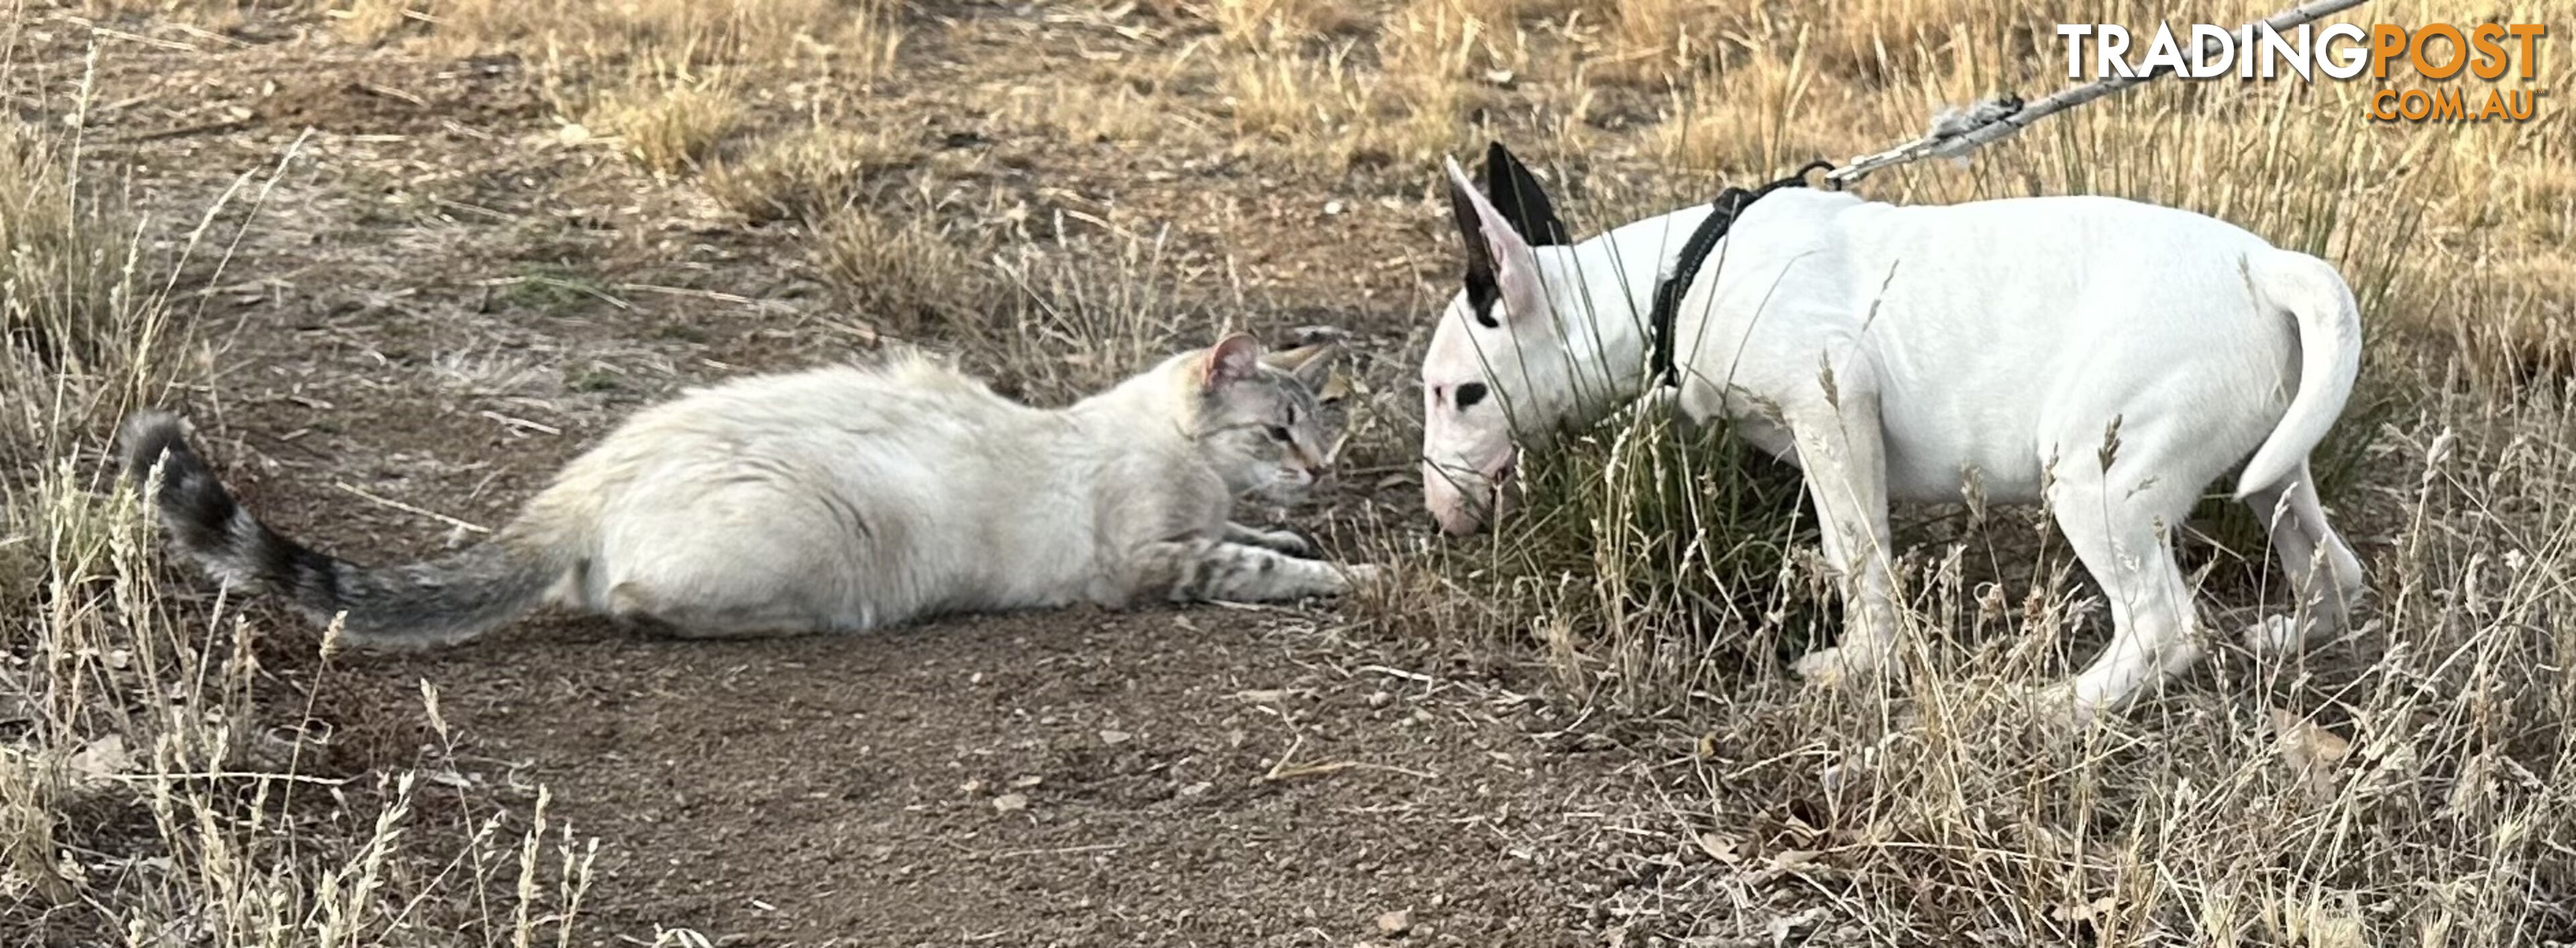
[1424,446,1518,537]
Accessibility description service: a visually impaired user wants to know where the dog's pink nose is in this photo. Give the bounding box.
[1424,450,1517,536]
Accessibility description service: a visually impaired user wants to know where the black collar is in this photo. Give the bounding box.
[1647,161,1834,387]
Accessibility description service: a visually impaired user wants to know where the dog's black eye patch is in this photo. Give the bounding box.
[1455,382,1487,409]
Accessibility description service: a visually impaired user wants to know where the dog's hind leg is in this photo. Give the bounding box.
[2240,460,2367,653]
[1781,357,1904,688]
[2040,441,2212,721]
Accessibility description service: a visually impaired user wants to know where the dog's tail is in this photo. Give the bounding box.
[117,411,589,648]
[2232,250,2363,500]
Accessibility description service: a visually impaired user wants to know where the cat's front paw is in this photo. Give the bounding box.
[1225,523,1320,558]
[1253,528,1318,558]
[1334,563,1393,596]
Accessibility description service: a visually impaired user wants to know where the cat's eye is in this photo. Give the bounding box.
[1455,382,1488,409]
[1266,425,1291,442]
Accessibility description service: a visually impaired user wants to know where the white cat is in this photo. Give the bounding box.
[122,333,1380,648]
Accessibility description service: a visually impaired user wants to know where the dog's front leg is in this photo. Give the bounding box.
[1780,362,1904,687]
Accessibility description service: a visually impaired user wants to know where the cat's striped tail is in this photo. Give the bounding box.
[119,411,574,648]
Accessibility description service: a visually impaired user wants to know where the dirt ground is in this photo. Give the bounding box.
[2,4,1780,945]
[32,0,2560,943]
[321,610,1687,946]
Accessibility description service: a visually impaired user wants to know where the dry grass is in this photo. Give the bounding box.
[413,0,900,68]
[1,71,602,947]
[10,0,2575,941]
[1579,0,1748,85]
[704,123,917,223]
[1191,0,1362,50]
[1218,24,1483,170]
[1363,0,1497,164]
[1652,42,1871,177]
[984,232,1206,403]
[324,0,415,44]
[75,0,256,23]
[1222,51,1350,145]
[588,67,743,178]
[0,129,175,476]
[813,205,989,337]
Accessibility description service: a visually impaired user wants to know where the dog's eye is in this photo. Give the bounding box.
[1266,425,1291,442]
[1455,382,1488,409]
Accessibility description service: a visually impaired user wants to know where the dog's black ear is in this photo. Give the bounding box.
[1445,169,1504,328]
[1481,142,1568,247]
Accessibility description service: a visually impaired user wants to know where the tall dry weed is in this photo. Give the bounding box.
[1,78,600,947]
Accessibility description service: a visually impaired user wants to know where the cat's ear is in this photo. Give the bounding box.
[1202,333,1265,391]
[1260,342,1340,390]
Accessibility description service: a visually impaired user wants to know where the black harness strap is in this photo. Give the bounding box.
[1647,160,1836,387]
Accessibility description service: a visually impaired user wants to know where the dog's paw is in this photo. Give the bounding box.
[2239,614,2306,655]
[1790,645,1887,688]
[2241,613,2379,656]
[2013,682,2114,733]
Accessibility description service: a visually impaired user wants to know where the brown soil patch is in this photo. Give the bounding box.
[328,612,1646,945]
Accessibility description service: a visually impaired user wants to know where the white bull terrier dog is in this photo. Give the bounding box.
[1418,143,2369,719]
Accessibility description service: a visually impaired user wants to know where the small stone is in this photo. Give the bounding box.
[1375,908,1412,935]
[1099,729,1133,745]
[991,793,1028,812]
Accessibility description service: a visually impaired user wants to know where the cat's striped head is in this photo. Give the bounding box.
[1189,333,1344,507]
